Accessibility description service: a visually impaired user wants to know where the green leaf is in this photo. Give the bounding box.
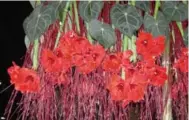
[144,12,169,38]
[161,1,188,21]
[79,1,104,22]
[111,4,143,37]
[88,20,116,48]
[24,35,30,49]
[184,27,188,46]
[135,1,150,12]
[29,1,35,8]
[48,1,67,19]
[23,4,57,42]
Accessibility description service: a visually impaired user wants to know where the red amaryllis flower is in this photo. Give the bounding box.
[136,31,153,55]
[59,30,78,45]
[122,72,147,107]
[124,82,146,102]
[136,31,165,62]
[174,56,188,73]
[102,52,122,73]
[74,44,105,74]
[58,31,90,55]
[54,47,72,73]
[90,44,106,66]
[122,84,146,107]
[15,68,40,93]
[149,36,165,56]
[142,55,156,65]
[148,65,167,86]
[7,62,21,84]
[174,47,188,73]
[72,36,91,54]
[7,62,40,93]
[106,74,126,101]
[40,49,63,72]
[107,72,147,106]
[57,31,78,60]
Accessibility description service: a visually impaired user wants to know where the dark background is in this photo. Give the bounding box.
[0,2,33,119]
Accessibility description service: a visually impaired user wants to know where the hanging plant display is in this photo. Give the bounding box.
[5,1,188,120]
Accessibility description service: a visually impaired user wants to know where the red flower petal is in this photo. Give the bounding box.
[41,49,63,72]
[102,53,122,73]
[174,56,188,73]
[74,44,105,74]
[107,74,126,101]
[8,63,40,93]
[149,36,165,56]
[7,62,21,84]
[123,50,133,59]
[136,31,153,55]
[148,65,167,86]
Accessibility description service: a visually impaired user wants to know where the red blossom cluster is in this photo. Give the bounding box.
[7,31,188,106]
[41,31,105,74]
[7,62,40,93]
[104,31,168,107]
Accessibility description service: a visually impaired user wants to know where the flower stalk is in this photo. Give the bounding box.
[32,39,39,70]
[121,35,128,79]
[154,0,160,19]
[162,37,172,120]
[176,22,184,37]
[131,0,135,6]
[74,1,80,34]
[54,1,70,49]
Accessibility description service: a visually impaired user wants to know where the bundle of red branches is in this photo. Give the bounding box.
[7,30,188,107]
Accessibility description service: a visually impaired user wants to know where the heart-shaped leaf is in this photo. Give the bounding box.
[88,20,116,48]
[111,4,143,37]
[144,11,169,38]
[79,1,104,22]
[135,1,150,12]
[48,1,67,19]
[184,27,188,46]
[23,4,57,42]
[29,0,35,8]
[161,1,188,21]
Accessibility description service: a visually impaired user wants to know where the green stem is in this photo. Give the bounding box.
[131,0,135,6]
[154,0,160,19]
[171,26,176,43]
[35,0,41,6]
[54,1,70,49]
[176,22,184,37]
[123,36,128,51]
[32,39,39,70]
[121,36,128,79]
[74,1,80,34]
[69,3,73,20]
[162,36,172,120]
[131,36,137,62]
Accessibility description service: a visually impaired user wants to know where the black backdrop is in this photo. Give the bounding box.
[0,1,32,119]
